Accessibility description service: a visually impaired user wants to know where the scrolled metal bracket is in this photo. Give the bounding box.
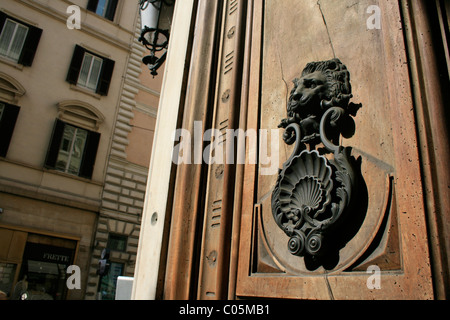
[272,58,363,262]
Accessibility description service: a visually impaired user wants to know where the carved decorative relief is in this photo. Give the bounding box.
[271,58,364,263]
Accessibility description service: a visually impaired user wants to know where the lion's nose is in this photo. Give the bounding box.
[292,92,303,101]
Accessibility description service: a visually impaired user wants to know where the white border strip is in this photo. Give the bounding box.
[132,0,195,300]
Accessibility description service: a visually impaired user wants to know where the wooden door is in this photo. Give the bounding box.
[234,0,435,300]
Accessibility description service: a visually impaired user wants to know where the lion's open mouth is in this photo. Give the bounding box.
[289,95,312,110]
[299,95,311,106]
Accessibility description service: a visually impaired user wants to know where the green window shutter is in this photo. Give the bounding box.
[79,131,100,179]
[105,0,118,21]
[66,45,85,85]
[44,119,65,169]
[87,0,99,12]
[18,25,42,66]
[96,57,115,96]
[0,103,20,157]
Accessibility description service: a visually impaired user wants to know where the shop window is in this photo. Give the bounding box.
[66,45,115,96]
[0,12,42,66]
[0,101,20,157]
[87,0,118,21]
[0,263,17,299]
[99,261,123,300]
[45,119,100,179]
[14,242,75,300]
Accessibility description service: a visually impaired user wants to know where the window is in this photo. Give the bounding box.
[55,124,88,175]
[78,52,103,91]
[45,120,100,179]
[0,12,42,66]
[0,102,20,157]
[99,262,124,300]
[66,45,115,96]
[107,234,128,252]
[0,19,28,62]
[87,0,118,21]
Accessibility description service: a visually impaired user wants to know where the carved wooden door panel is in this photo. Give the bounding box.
[235,0,434,299]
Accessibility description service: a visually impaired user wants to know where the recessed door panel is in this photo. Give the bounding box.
[236,0,434,300]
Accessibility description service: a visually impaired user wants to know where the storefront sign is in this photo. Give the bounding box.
[24,243,74,265]
[42,252,70,263]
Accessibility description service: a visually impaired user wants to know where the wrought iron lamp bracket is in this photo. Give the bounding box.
[139,0,174,77]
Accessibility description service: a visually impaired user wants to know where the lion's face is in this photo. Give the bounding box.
[287,71,330,118]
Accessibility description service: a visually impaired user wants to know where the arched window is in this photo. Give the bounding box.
[44,101,105,179]
[0,71,25,103]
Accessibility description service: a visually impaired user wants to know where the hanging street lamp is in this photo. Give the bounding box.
[139,0,175,77]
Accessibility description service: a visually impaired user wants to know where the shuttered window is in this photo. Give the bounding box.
[0,19,28,61]
[66,45,115,96]
[0,12,42,66]
[0,102,20,157]
[45,120,100,179]
[78,52,103,91]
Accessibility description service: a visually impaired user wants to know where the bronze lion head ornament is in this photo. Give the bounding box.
[279,58,356,145]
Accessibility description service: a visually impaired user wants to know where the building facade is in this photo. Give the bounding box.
[0,0,160,300]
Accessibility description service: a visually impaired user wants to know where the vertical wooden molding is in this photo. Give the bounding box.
[132,0,196,300]
[215,0,248,300]
[227,0,254,300]
[235,0,264,299]
[400,0,450,299]
[193,0,249,300]
[163,0,223,300]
